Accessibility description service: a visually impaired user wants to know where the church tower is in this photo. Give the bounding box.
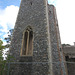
[10,0,67,75]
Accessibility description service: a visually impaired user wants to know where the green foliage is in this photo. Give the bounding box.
[4,29,15,62]
[5,29,13,44]
[0,40,5,62]
[0,39,15,75]
[6,54,16,62]
[0,29,14,75]
[4,29,14,49]
[0,39,6,75]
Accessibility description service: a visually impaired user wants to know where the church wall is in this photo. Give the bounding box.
[9,0,67,75]
[48,5,67,75]
[64,54,75,75]
[9,0,52,75]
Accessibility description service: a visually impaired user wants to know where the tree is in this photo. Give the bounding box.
[5,29,14,48]
[0,29,14,74]
[0,39,5,62]
[4,29,15,62]
[0,39,6,75]
[0,29,14,75]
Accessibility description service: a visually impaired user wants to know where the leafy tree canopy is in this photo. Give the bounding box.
[0,39,5,62]
[5,29,14,48]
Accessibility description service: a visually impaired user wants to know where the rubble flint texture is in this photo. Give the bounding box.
[9,0,67,75]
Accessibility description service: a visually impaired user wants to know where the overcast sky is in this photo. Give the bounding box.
[0,0,75,45]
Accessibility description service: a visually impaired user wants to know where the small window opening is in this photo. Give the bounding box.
[49,11,51,13]
[57,24,58,26]
[21,27,33,56]
[30,2,32,5]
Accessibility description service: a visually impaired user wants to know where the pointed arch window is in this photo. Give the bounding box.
[21,27,33,56]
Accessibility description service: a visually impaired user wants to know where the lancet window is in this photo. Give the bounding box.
[21,27,33,56]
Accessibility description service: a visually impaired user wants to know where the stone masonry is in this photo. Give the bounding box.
[9,0,67,75]
[63,44,75,75]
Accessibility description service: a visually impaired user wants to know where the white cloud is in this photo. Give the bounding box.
[3,33,8,38]
[49,0,55,3]
[3,41,7,45]
[0,1,75,45]
[0,5,19,33]
[56,0,75,45]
